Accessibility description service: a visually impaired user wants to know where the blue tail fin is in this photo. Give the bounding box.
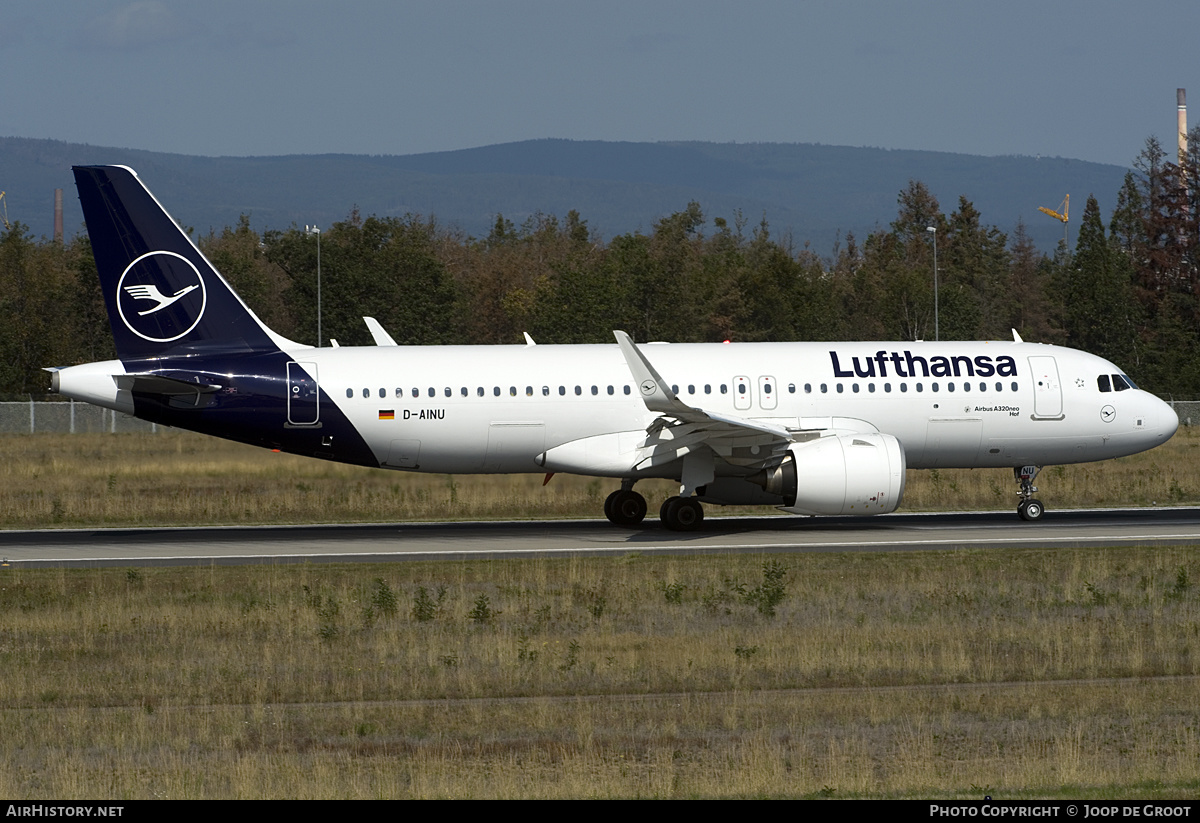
[73,165,286,361]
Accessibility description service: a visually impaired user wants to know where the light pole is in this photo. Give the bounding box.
[306,224,321,347]
[926,226,938,342]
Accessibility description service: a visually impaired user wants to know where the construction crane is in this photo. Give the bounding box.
[1038,194,1069,246]
[0,191,8,231]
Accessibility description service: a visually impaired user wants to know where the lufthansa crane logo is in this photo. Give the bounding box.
[116,251,207,342]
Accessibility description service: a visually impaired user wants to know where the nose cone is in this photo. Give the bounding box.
[1159,398,1180,441]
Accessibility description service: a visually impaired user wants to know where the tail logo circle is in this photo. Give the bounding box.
[116,251,207,342]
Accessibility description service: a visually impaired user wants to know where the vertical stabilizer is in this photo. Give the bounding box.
[73,165,292,362]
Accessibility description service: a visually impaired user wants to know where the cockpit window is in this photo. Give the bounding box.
[1098,375,1112,393]
[1121,374,1138,390]
[1112,374,1131,392]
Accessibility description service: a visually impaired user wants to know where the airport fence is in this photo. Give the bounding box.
[0,401,161,434]
[1,399,1198,435]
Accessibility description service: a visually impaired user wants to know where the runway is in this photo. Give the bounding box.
[2,507,1200,567]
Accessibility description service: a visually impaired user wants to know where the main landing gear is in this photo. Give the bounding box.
[603,482,705,531]
[604,483,648,526]
[1015,465,1045,521]
[659,496,704,531]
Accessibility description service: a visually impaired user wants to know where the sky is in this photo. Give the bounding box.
[4,1,1199,168]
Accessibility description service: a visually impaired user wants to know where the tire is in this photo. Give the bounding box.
[611,490,647,526]
[660,496,677,522]
[1018,499,1045,522]
[663,497,703,531]
[604,490,620,523]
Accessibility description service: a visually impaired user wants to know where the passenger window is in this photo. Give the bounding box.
[979,382,986,392]
[853,384,860,393]
[948,383,955,392]
[412,388,419,398]
[591,386,599,396]
[445,387,451,397]
[688,385,695,394]
[672,385,679,394]
[821,383,828,393]
[884,383,891,392]
[837,384,844,393]
[804,383,812,393]
[362,388,370,398]
[395,388,402,398]
[868,383,875,393]
[559,386,566,396]
[995,382,1002,392]
[720,384,728,394]
[428,387,435,398]
[461,387,468,397]
[543,386,550,396]
[575,386,582,396]
[705,384,712,394]
[607,385,614,395]
[916,383,923,392]
[1011,382,1018,391]
[477,387,484,397]
[346,388,353,398]
[510,386,517,397]
[526,386,533,396]
[764,384,772,394]
[962,382,969,393]
[900,383,908,393]
[494,386,501,397]
[624,386,631,395]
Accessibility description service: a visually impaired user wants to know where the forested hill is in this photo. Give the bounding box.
[1,137,1126,254]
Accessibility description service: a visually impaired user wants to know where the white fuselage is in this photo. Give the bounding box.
[274,338,1177,476]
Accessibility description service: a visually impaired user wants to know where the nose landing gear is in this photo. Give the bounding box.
[1015,465,1045,521]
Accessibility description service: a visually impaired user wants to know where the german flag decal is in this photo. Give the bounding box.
[379,410,395,420]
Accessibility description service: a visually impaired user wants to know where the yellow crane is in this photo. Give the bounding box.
[1038,194,1068,246]
[1038,194,1069,224]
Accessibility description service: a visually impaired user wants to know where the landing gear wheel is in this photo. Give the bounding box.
[605,490,647,526]
[1017,498,1045,522]
[661,496,704,532]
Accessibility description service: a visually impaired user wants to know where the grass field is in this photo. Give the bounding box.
[1,549,1198,798]
[2,430,1199,798]
[2,427,1199,528]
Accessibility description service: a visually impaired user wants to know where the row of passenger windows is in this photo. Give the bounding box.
[347,380,1020,399]
[805,381,1020,394]
[349,385,639,399]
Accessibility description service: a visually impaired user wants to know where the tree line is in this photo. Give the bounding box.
[3,132,1199,399]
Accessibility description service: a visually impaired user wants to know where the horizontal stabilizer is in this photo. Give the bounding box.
[114,373,222,396]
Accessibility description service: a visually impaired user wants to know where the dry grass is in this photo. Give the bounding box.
[2,427,1198,528]
[1,548,1199,798]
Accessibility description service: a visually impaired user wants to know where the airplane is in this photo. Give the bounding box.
[49,165,1179,531]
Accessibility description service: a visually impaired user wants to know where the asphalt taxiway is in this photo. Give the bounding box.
[2,507,1199,567]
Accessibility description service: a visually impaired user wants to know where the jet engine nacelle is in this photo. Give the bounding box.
[751,433,906,516]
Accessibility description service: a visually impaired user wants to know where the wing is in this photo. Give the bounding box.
[613,331,804,493]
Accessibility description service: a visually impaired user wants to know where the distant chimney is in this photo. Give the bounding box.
[54,188,63,243]
[1178,88,1188,166]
